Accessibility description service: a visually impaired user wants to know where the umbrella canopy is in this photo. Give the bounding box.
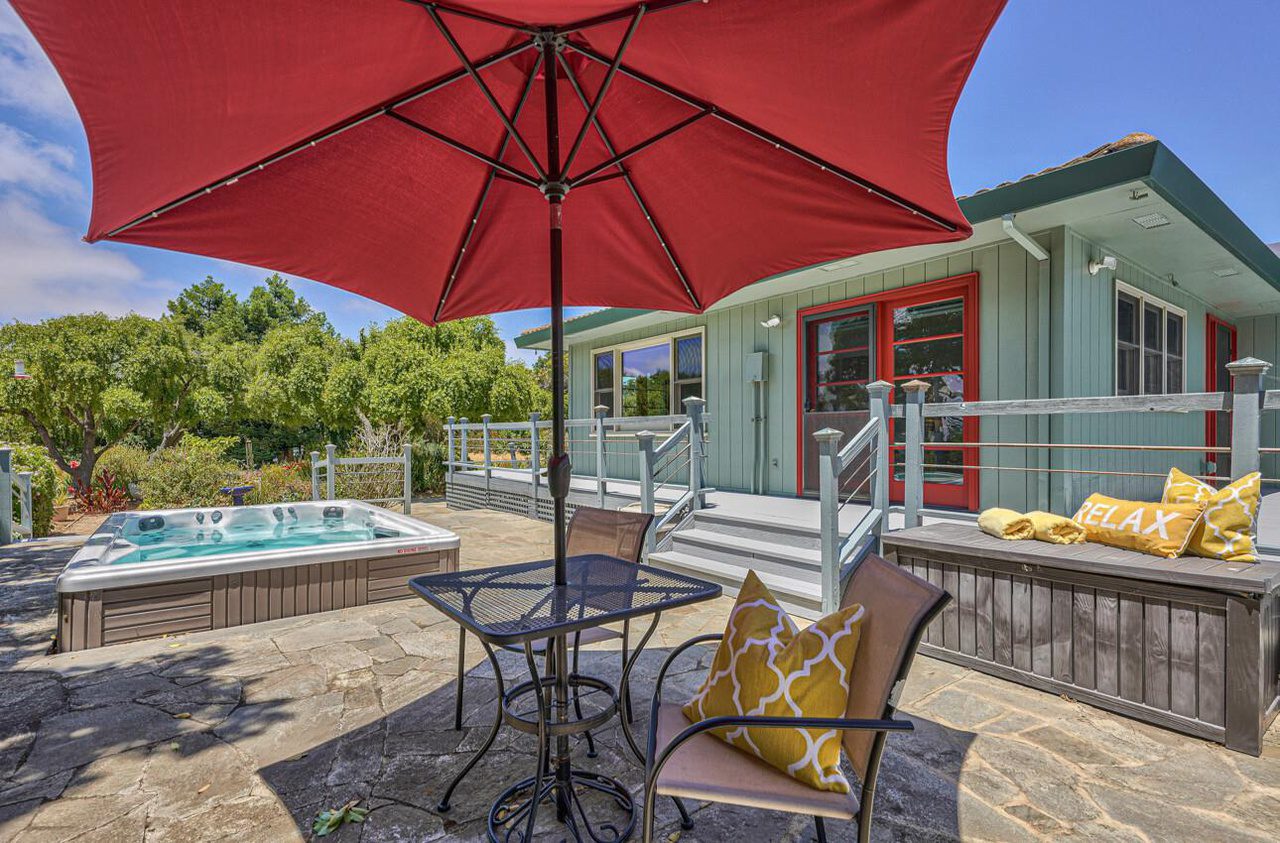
[15,0,1003,324]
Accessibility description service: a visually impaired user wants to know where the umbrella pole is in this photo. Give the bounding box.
[542,33,575,825]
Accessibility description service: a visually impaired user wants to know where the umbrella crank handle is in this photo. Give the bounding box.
[547,453,572,498]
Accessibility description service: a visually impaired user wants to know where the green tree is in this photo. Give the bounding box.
[244,321,353,431]
[0,314,213,490]
[355,316,543,434]
[166,276,244,341]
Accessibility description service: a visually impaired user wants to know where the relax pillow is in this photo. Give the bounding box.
[1073,493,1206,558]
[684,570,864,793]
[1162,467,1261,562]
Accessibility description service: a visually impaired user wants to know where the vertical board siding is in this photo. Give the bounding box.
[1236,314,1280,481]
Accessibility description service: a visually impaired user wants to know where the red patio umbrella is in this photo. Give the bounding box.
[16,0,1004,835]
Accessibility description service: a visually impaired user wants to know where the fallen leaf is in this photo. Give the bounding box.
[168,642,183,648]
[173,712,192,719]
[196,784,210,794]
[169,742,181,752]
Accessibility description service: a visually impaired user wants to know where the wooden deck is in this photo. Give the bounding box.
[883,522,1280,755]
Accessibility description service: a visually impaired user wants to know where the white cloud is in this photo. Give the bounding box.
[0,4,75,122]
[0,193,173,321]
[0,123,80,199]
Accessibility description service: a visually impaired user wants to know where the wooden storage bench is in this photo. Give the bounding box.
[883,522,1280,755]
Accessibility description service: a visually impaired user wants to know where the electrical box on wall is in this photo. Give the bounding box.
[745,351,768,382]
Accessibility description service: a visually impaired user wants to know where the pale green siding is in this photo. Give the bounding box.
[569,232,1052,501]
[1235,315,1280,481]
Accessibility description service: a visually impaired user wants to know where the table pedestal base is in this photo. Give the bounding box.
[488,768,635,843]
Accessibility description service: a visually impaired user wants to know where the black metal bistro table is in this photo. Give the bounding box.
[410,554,721,843]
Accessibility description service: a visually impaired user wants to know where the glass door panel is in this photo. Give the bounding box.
[801,308,872,496]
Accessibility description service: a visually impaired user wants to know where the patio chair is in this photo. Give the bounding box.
[641,553,948,843]
[453,506,655,742]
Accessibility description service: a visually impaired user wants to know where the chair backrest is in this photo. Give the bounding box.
[840,553,948,780]
[566,506,654,564]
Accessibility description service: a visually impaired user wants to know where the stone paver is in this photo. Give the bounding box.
[0,502,1275,841]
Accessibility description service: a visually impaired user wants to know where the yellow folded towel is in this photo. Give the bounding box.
[1026,511,1086,545]
[978,508,1034,540]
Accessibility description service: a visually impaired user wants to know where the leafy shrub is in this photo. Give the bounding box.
[138,436,241,509]
[73,469,130,514]
[5,443,63,537]
[414,440,446,496]
[244,462,313,506]
[94,444,151,496]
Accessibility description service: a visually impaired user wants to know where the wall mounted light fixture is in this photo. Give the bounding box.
[759,315,782,328]
[1088,255,1117,276]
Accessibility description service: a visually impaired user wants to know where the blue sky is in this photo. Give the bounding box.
[2,2,1276,363]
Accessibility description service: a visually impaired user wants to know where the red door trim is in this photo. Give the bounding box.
[794,272,980,507]
[1205,314,1237,476]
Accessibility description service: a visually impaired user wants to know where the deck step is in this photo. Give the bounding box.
[647,550,823,618]
[668,528,821,579]
[689,507,823,550]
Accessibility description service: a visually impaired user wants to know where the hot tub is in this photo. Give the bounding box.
[56,500,459,651]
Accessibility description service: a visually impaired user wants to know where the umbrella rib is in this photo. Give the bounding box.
[558,54,701,311]
[555,0,704,35]
[433,53,545,323]
[399,1,538,35]
[423,5,547,182]
[563,40,961,233]
[385,112,541,188]
[567,107,712,187]
[561,6,645,177]
[102,40,533,240]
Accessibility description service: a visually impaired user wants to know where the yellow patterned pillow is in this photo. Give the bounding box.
[683,570,864,793]
[1073,493,1206,558]
[1162,467,1261,562]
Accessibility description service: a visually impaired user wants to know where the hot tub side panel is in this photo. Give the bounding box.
[57,548,459,652]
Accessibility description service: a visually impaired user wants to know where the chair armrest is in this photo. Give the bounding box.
[646,632,724,772]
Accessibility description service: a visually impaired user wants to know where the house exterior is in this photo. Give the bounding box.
[516,135,1280,515]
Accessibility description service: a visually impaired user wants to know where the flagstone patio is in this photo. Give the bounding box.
[1,503,1276,842]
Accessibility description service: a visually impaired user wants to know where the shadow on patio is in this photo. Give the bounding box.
[259,644,977,842]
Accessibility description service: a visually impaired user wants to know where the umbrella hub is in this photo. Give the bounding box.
[540,180,570,201]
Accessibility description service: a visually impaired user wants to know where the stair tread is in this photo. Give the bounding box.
[648,551,822,599]
[694,507,822,537]
[671,528,821,565]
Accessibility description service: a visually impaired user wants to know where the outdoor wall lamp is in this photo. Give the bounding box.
[1088,255,1117,276]
[760,315,782,328]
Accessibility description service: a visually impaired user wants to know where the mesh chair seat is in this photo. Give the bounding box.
[653,703,858,820]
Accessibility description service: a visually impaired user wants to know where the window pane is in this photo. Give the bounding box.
[677,382,701,405]
[921,449,965,485]
[594,352,613,390]
[1166,358,1183,394]
[675,335,702,380]
[814,383,868,412]
[815,350,870,383]
[1166,312,1183,358]
[892,298,963,341]
[1143,350,1164,394]
[1117,346,1139,395]
[813,311,870,353]
[894,336,963,377]
[1143,303,1163,352]
[1117,292,1139,345]
[593,389,612,413]
[892,376,964,444]
[621,343,670,416]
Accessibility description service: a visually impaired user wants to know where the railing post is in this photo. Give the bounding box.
[684,396,707,512]
[594,405,609,506]
[866,380,892,544]
[529,412,541,491]
[402,443,413,515]
[814,428,844,615]
[902,380,929,529]
[481,414,492,490]
[459,417,469,479]
[0,448,10,546]
[310,451,321,501]
[637,431,657,554]
[445,417,455,482]
[325,443,337,501]
[1227,357,1270,478]
[17,472,32,538]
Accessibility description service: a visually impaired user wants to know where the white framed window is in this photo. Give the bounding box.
[1115,281,1185,396]
[591,328,705,417]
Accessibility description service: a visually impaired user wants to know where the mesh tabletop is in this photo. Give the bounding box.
[409,555,721,645]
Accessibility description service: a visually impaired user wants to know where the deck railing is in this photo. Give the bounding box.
[310,443,414,514]
[0,448,33,545]
[813,383,890,613]
[637,397,709,553]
